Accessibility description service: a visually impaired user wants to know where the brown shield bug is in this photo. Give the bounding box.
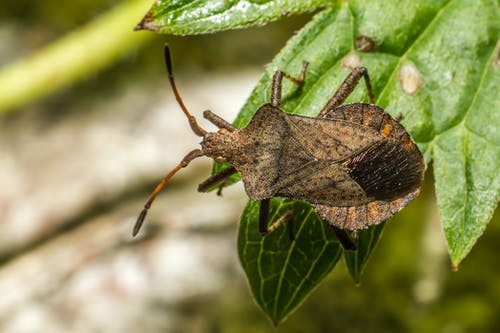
[133,45,424,250]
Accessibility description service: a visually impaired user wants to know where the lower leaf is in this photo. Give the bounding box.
[344,223,385,284]
[238,198,343,325]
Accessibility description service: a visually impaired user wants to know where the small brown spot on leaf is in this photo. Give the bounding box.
[356,35,376,52]
[399,64,424,95]
[493,47,500,68]
[342,54,361,70]
[134,11,157,31]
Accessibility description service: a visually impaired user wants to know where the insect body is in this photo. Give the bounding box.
[133,45,424,247]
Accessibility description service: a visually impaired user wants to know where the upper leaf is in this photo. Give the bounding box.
[135,0,332,35]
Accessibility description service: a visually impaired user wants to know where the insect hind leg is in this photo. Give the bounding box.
[197,166,237,194]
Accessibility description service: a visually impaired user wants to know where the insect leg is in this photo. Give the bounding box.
[331,226,357,251]
[267,211,295,240]
[133,149,205,237]
[203,110,237,132]
[197,166,237,193]
[259,199,270,236]
[318,66,375,118]
[271,61,309,107]
[258,199,294,239]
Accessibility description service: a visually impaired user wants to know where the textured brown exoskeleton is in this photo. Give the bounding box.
[133,45,424,250]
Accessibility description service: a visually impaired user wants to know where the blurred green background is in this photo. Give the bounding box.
[0,0,498,332]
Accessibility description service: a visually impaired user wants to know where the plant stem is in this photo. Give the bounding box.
[0,0,153,113]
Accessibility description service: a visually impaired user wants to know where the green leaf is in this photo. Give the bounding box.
[234,0,499,322]
[343,223,385,284]
[135,0,331,35]
[238,198,342,326]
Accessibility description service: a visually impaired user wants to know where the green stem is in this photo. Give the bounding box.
[0,0,153,113]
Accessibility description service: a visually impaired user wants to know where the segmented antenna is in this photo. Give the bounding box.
[163,45,207,137]
[133,149,205,237]
[133,46,209,237]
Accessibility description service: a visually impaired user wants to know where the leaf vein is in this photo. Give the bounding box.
[272,207,313,318]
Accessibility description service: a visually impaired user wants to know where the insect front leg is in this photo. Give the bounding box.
[271,61,309,107]
[197,166,237,194]
[318,66,376,118]
[259,199,294,239]
[203,110,237,132]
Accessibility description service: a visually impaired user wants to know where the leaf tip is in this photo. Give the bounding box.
[269,313,285,328]
[134,11,157,32]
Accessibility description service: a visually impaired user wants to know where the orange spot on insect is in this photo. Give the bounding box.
[368,202,378,217]
[348,207,357,220]
[404,140,415,151]
[381,124,392,137]
[399,134,417,152]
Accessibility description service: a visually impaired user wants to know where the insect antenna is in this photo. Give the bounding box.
[164,45,207,137]
[133,46,210,237]
[133,149,205,236]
